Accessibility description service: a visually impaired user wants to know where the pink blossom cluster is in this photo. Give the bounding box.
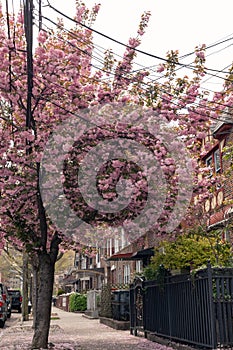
[0,0,225,273]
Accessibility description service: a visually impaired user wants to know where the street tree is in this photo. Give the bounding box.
[0,1,225,349]
[0,2,151,348]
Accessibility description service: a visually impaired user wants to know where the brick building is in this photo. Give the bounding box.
[202,115,233,235]
[107,114,233,285]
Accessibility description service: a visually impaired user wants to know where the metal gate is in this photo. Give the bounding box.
[129,277,145,336]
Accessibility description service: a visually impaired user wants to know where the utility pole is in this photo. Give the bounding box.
[24,0,34,130]
[22,250,29,321]
[38,0,42,31]
[22,0,34,321]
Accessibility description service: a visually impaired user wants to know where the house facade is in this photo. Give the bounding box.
[106,114,233,285]
[58,251,104,294]
[202,115,233,235]
[57,230,135,292]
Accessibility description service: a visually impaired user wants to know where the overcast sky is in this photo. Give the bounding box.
[46,0,233,92]
[4,0,233,92]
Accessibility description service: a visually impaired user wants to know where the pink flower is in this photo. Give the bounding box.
[195,51,205,60]
[128,38,141,49]
[93,4,101,13]
[157,64,165,73]
[37,31,48,44]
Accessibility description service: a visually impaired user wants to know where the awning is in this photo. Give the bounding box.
[131,248,154,259]
[225,207,233,218]
[107,248,155,261]
[208,206,233,230]
[107,252,133,261]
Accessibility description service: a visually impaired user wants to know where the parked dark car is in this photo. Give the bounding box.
[8,289,22,313]
[0,283,11,319]
[0,291,8,328]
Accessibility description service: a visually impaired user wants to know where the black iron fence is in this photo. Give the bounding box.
[130,264,233,349]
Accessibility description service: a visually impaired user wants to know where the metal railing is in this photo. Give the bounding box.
[130,264,233,349]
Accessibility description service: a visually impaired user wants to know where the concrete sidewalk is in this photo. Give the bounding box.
[49,307,175,349]
[0,307,175,349]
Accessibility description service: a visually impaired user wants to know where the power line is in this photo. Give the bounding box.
[202,64,233,85]
[150,44,233,88]
[180,33,233,60]
[1,2,228,131]
[33,65,233,130]
[32,16,233,118]
[28,29,231,124]
[37,11,157,74]
[30,16,233,132]
[34,23,231,110]
[45,1,232,76]
[35,17,107,68]
[133,34,233,74]
[40,8,233,89]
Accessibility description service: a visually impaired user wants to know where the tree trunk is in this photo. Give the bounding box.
[32,263,39,330]
[22,250,29,321]
[31,252,55,349]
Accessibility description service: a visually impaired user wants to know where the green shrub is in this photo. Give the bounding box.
[57,288,65,296]
[144,264,170,281]
[69,293,87,312]
[145,232,233,280]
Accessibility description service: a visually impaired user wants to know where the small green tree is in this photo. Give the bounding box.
[146,232,232,279]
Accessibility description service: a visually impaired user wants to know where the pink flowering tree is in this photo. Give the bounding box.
[0,2,151,348]
[0,1,222,349]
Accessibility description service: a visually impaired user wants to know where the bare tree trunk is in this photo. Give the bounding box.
[31,252,54,348]
[32,263,38,330]
[31,233,60,349]
[22,250,29,321]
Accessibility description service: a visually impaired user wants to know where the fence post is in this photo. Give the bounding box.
[207,262,217,348]
[167,279,172,341]
[142,279,147,338]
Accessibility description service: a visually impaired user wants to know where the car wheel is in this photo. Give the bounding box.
[18,307,22,313]
[0,320,5,328]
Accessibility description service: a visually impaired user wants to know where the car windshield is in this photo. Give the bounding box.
[8,291,20,296]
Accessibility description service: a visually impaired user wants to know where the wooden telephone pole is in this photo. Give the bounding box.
[22,0,34,322]
[24,0,33,130]
[22,0,43,324]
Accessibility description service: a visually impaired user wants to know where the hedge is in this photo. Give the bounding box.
[69,293,87,312]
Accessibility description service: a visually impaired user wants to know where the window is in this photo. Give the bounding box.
[96,248,101,268]
[75,252,81,268]
[123,264,130,284]
[136,260,143,273]
[114,239,119,253]
[81,256,87,269]
[206,155,213,176]
[89,257,93,269]
[214,149,221,173]
[205,147,221,175]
